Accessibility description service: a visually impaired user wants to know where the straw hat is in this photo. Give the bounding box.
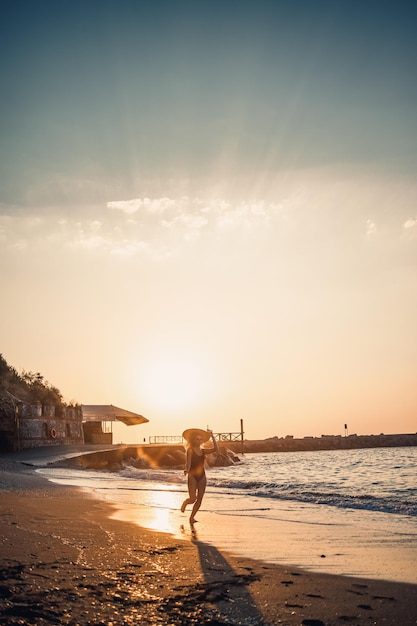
[182,428,211,443]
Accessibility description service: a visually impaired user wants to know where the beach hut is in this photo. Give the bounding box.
[81,405,148,444]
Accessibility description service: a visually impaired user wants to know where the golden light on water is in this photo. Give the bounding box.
[141,490,180,535]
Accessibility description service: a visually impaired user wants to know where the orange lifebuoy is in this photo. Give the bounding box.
[50,428,57,439]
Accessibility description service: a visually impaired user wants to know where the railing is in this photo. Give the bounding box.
[148,432,243,444]
[148,436,183,444]
[215,432,242,442]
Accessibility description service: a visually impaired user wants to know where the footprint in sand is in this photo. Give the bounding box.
[285,601,304,608]
[348,583,369,597]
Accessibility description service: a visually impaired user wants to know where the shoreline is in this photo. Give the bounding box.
[1,455,417,624]
[33,447,417,585]
[109,492,417,585]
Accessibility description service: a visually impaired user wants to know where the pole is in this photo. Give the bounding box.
[15,405,20,451]
[240,418,244,454]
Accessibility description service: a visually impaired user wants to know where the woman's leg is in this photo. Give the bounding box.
[181,475,198,512]
[190,475,206,523]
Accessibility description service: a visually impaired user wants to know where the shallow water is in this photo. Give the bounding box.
[38,446,417,583]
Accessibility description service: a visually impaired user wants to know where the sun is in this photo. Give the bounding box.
[142,354,207,412]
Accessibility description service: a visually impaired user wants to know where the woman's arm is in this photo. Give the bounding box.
[205,430,219,454]
[184,447,192,474]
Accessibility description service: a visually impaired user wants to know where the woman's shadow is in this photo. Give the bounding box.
[182,523,266,624]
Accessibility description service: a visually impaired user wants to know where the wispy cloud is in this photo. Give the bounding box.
[107,197,177,214]
[107,195,277,236]
[107,199,143,214]
[366,219,377,235]
[404,217,417,229]
[2,181,417,264]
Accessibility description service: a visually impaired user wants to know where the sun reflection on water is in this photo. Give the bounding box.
[138,490,180,534]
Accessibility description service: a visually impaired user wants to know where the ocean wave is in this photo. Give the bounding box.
[119,465,183,484]
[99,449,417,518]
[204,477,417,517]
[110,468,417,517]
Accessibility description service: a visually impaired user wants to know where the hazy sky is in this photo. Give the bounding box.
[1,1,416,442]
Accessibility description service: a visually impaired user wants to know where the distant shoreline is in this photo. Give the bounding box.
[13,432,414,473]
[2,432,416,474]
[231,431,417,454]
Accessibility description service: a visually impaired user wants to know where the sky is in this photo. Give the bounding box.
[1,0,416,443]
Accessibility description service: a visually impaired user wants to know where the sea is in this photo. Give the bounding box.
[37,446,417,584]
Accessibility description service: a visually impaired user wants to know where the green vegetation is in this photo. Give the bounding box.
[0,354,64,408]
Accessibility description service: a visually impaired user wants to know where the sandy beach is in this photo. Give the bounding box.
[1,455,417,626]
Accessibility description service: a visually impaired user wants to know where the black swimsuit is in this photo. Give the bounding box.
[189,449,206,481]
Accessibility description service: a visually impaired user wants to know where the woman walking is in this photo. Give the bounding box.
[181,428,219,524]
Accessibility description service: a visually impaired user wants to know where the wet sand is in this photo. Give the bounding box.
[110,491,417,584]
[1,456,417,625]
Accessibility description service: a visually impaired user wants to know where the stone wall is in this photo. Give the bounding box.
[54,443,240,471]
[0,400,84,451]
[225,432,417,454]
[0,397,16,452]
